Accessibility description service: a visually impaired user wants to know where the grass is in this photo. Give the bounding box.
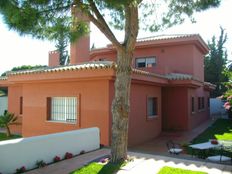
[70,162,124,174]
[158,166,207,174]
[190,119,232,144]
[187,119,232,156]
[0,132,21,141]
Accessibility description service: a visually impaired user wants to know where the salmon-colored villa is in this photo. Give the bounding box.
[0,33,214,146]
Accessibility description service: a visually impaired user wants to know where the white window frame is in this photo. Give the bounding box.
[136,57,156,68]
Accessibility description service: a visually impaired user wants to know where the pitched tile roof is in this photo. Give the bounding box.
[166,73,193,80]
[8,61,116,76]
[137,34,200,42]
[0,76,7,80]
[5,61,204,84]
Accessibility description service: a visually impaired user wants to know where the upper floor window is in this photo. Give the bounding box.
[136,57,156,68]
[47,97,78,123]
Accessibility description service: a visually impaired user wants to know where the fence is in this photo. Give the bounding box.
[0,127,100,174]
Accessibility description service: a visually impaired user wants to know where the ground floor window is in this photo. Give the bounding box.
[47,97,77,123]
[198,96,205,111]
[147,97,158,118]
[191,97,195,113]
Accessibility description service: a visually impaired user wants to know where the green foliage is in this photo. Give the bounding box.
[204,27,228,97]
[0,0,221,40]
[0,111,18,137]
[223,69,232,98]
[1,65,47,76]
[36,160,46,168]
[0,132,21,141]
[70,162,124,174]
[158,166,207,174]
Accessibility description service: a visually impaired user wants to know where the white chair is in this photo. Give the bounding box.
[166,140,183,155]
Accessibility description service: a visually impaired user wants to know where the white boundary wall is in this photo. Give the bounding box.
[210,98,226,116]
[0,127,100,174]
[0,96,7,115]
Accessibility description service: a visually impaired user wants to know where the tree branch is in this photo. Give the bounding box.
[86,0,122,49]
[73,0,121,49]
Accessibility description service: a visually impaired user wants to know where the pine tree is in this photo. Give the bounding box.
[204,27,228,97]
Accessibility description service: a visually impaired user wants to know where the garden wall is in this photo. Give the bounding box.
[210,98,226,116]
[0,96,7,115]
[0,127,100,174]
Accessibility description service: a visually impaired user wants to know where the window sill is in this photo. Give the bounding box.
[46,120,77,124]
[198,109,205,112]
[147,115,158,121]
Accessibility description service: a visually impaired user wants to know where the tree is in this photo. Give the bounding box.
[1,65,47,76]
[204,27,228,97]
[0,0,221,163]
[0,111,17,137]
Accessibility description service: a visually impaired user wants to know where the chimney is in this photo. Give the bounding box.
[70,8,90,64]
[48,51,60,67]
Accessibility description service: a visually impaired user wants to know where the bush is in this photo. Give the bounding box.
[16,166,26,173]
[36,160,46,168]
[64,152,73,159]
[53,156,61,162]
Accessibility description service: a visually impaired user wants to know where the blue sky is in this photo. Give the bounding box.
[0,0,232,75]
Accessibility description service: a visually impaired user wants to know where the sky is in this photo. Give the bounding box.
[0,0,232,75]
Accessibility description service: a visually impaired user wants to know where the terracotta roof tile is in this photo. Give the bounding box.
[8,61,116,76]
[137,34,200,42]
[0,76,7,80]
[165,73,193,80]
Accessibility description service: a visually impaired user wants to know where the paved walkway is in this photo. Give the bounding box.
[26,149,232,174]
[129,118,215,155]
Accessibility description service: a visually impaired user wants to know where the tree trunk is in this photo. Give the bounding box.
[6,125,11,137]
[111,48,133,163]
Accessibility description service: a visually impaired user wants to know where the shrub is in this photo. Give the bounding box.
[79,150,85,155]
[64,152,73,159]
[36,160,46,168]
[53,156,61,162]
[16,166,26,173]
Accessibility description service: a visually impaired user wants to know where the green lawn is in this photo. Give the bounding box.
[0,132,21,141]
[158,166,207,174]
[191,119,232,144]
[187,119,232,156]
[70,162,124,174]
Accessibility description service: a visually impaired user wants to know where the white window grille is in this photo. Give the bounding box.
[50,97,77,123]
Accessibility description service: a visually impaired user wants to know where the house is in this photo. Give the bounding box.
[0,33,214,146]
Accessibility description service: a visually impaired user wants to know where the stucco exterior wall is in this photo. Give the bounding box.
[193,46,204,81]
[188,87,210,129]
[21,79,111,145]
[128,82,162,146]
[8,85,23,134]
[162,87,189,130]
